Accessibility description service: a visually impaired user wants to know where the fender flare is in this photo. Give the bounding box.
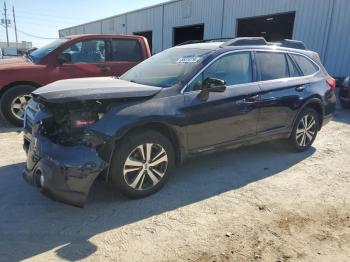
[291,97,325,131]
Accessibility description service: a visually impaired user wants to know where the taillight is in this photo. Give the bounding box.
[326,77,336,92]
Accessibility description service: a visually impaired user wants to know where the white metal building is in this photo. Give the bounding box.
[59,0,350,78]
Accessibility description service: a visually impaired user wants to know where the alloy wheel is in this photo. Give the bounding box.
[123,143,168,191]
[296,114,317,147]
[10,95,31,120]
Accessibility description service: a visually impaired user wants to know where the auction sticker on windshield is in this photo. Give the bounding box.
[176,56,201,63]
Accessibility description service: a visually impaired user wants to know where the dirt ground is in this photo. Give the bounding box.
[0,109,349,262]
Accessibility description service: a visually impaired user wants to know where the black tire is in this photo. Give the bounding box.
[288,108,320,152]
[0,85,36,127]
[109,129,175,198]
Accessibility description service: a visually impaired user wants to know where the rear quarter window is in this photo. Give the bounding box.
[291,54,319,76]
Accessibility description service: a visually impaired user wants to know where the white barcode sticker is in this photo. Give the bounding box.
[176,56,201,63]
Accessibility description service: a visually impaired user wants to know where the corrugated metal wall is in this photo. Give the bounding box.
[323,0,350,77]
[162,0,224,49]
[126,6,163,53]
[59,0,350,77]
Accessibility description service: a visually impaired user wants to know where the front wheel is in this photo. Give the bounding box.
[288,108,320,152]
[0,85,36,126]
[109,129,175,198]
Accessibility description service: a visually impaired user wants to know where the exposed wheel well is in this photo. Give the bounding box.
[119,123,182,165]
[0,81,41,98]
[304,102,324,129]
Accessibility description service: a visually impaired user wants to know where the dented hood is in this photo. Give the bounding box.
[33,77,162,103]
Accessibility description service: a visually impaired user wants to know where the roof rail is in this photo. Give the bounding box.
[178,37,307,50]
[280,39,307,50]
[177,38,233,46]
[220,37,268,47]
[220,37,307,50]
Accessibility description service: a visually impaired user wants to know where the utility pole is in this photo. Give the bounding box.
[4,1,9,47]
[12,5,18,48]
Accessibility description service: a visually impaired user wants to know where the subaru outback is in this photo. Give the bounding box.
[23,37,336,207]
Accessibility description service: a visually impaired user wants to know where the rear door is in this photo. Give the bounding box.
[255,51,306,134]
[183,51,261,151]
[53,38,109,81]
[105,38,144,77]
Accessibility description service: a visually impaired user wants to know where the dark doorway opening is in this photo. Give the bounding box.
[173,24,204,46]
[237,12,295,42]
[134,31,153,53]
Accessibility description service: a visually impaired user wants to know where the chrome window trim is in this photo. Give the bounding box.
[180,48,321,95]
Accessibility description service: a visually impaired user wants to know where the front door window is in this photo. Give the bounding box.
[61,39,105,64]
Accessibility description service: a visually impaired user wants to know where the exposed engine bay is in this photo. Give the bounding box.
[38,99,106,146]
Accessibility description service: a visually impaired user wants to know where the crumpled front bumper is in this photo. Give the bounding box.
[23,133,108,207]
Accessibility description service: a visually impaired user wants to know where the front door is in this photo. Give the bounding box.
[182,51,261,151]
[51,39,109,82]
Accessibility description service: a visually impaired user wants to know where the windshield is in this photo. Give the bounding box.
[28,38,69,64]
[120,48,213,88]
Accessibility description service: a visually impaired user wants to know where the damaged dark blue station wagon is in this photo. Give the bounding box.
[23,38,336,207]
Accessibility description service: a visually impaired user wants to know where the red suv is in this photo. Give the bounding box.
[0,34,151,126]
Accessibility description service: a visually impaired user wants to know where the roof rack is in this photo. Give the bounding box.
[279,39,306,50]
[220,37,268,47]
[177,38,232,46]
[220,37,307,50]
[178,37,307,50]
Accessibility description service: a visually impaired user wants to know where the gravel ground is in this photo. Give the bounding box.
[0,109,349,262]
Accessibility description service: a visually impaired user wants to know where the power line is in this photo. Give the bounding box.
[15,28,57,40]
[14,9,92,21]
[0,23,57,40]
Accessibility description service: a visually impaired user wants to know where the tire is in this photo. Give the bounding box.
[0,85,36,127]
[109,129,175,198]
[288,108,320,152]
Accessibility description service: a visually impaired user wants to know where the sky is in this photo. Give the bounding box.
[0,0,166,47]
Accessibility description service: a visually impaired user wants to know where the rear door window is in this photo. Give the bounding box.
[286,55,301,77]
[256,52,289,81]
[291,54,318,76]
[108,39,143,62]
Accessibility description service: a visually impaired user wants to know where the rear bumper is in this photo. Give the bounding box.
[23,134,107,207]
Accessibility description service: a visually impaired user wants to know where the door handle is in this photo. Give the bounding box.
[99,66,111,73]
[295,85,306,92]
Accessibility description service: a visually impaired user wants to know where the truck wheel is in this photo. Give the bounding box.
[0,85,36,127]
[288,108,319,152]
[109,129,175,198]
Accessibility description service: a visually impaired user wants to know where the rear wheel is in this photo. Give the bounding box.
[288,108,319,152]
[0,85,36,126]
[109,129,175,198]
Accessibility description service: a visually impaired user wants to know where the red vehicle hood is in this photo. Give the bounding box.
[0,57,36,69]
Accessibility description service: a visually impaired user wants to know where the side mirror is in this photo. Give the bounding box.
[342,77,350,88]
[57,53,71,64]
[203,77,227,92]
[198,77,226,100]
